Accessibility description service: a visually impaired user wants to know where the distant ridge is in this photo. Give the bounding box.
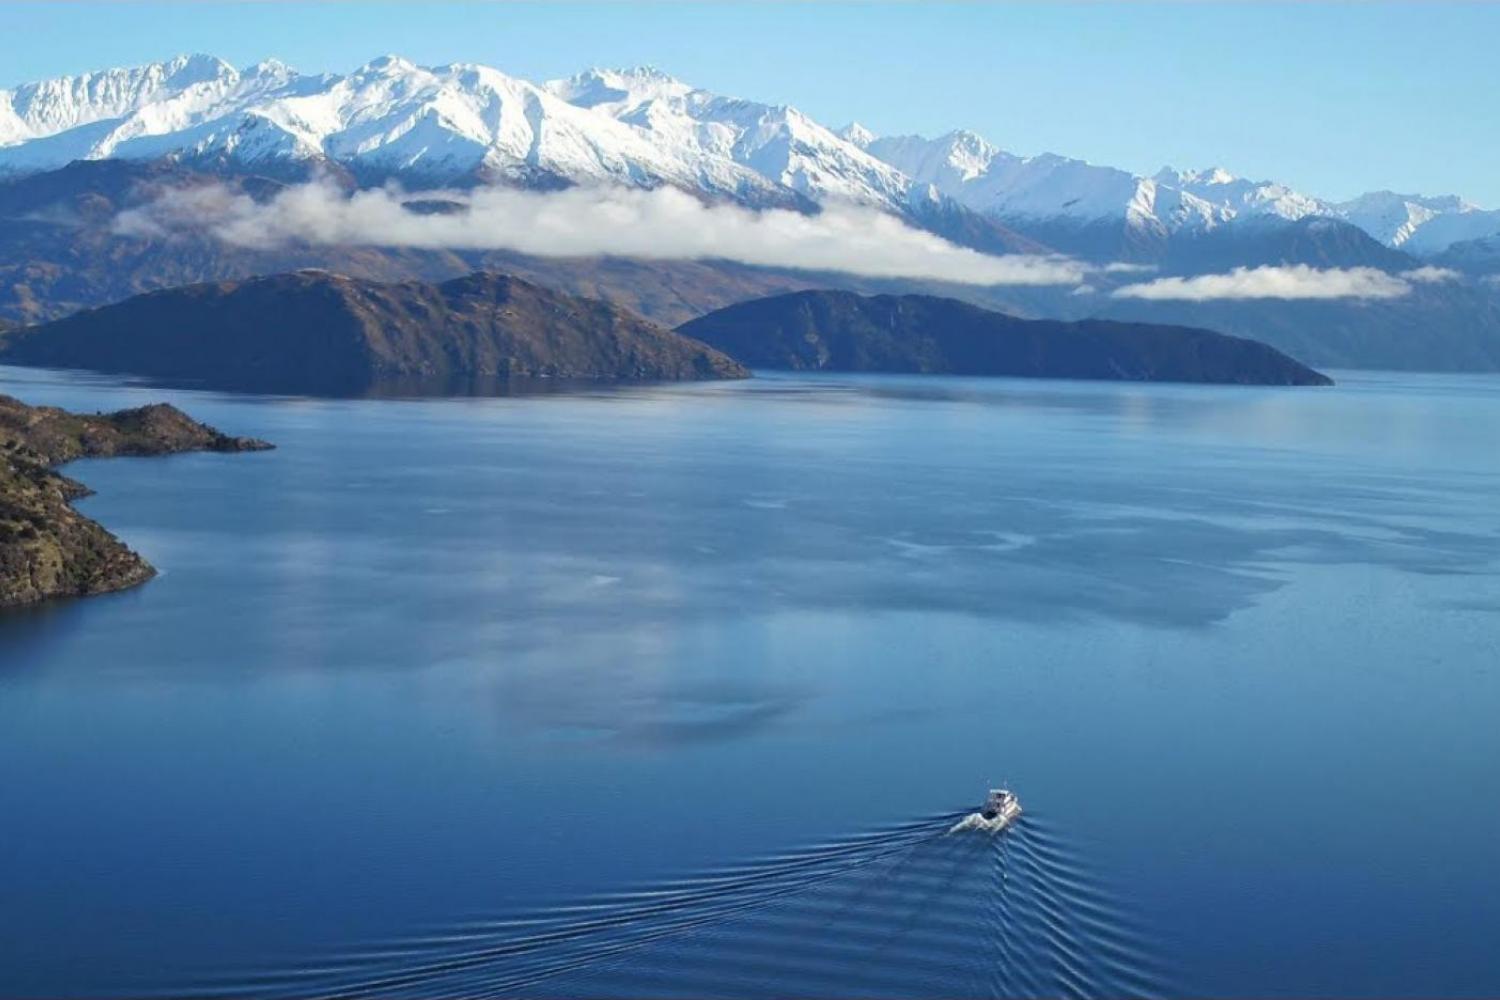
[678,290,1333,386]
[0,53,1494,254]
[0,271,749,392]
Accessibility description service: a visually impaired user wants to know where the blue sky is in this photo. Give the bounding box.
[3,2,1495,206]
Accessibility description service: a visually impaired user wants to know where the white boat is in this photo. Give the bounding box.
[949,788,1022,834]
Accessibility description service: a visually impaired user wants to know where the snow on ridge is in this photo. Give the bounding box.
[867,128,1337,234]
[1,53,1496,254]
[1332,190,1498,252]
[836,122,875,148]
[0,55,788,202]
[861,130,1496,250]
[543,66,693,112]
[0,54,239,145]
[547,67,915,210]
[869,130,1168,227]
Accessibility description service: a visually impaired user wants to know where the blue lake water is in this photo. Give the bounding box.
[2,365,1498,997]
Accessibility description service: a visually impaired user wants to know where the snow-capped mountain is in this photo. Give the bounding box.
[2,54,1496,257]
[1154,166,1328,225]
[0,55,791,204]
[835,122,876,149]
[861,128,1335,239]
[543,67,916,211]
[0,54,249,145]
[844,126,1495,256]
[0,56,307,171]
[867,130,1172,229]
[1330,191,1467,246]
[1333,191,1500,256]
[902,135,1496,255]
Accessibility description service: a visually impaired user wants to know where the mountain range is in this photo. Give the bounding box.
[3,54,1497,257]
[1,54,1499,373]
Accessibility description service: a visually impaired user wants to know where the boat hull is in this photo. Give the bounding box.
[949,800,1022,834]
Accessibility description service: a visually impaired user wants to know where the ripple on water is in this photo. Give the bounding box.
[173,810,1172,1000]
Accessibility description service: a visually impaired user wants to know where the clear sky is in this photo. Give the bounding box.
[2,2,1495,206]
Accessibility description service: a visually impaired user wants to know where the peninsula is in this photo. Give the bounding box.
[0,394,270,607]
[677,290,1334,385]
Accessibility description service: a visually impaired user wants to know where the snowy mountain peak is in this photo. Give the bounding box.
[0,54,240,145]
[167,53,236,83]
[864,130,1005,194]
[595,65,686,89]
[939,130,1006,177]
[1335,190,1500,253]
[940,129,1000,154]
[242,58,298,85]
[544,71,912,209]
[1345,189,1478,213]
[544,66,694,114]
[837,122,876,148]
[356,54,419,76]
[1155,165,1237,187]
[867,131,1155,224]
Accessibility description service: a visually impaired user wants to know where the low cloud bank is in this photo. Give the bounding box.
[1401,266,1461,284]
[115,180,1086,287]
[1111,264,1417,302]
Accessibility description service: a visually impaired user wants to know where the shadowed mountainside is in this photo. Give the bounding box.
[0,269,749,393]
[678,290,1333,386]
[3,161,1500,372]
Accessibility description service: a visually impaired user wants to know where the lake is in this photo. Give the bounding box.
[2,365,1498,997]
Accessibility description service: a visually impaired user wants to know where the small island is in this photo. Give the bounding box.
[0,394,271,608]
[677,290,1334,386]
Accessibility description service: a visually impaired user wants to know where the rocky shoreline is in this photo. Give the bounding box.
[0,394,270,608]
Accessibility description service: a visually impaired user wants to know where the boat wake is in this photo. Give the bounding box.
[170,809,1170,999]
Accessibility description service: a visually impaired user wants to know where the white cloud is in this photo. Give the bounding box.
[1111,264,1413,302]
[1400,266,1461,283]
[114,179,1086,287]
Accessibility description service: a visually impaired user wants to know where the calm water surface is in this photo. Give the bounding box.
[1,366,1497,997]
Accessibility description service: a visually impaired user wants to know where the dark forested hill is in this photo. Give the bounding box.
[678,290,1332,386]
[0,270,749,393]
